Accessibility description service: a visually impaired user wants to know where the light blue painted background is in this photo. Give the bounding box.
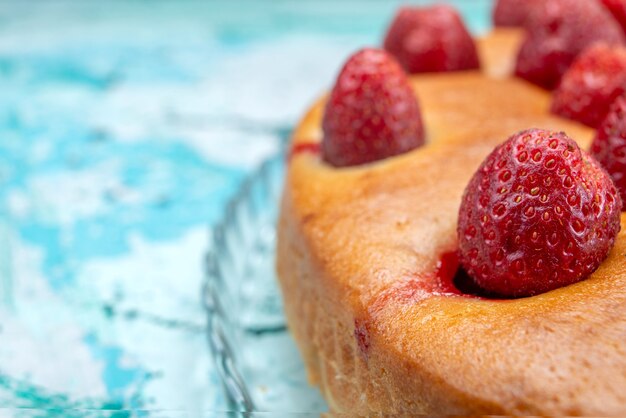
[0,1,490,415]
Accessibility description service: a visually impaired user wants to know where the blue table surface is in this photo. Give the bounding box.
[0,1,491,415]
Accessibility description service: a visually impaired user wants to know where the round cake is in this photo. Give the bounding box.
[276,22,626,418]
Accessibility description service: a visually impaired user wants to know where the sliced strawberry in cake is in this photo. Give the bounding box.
[515,0,625,89]
[458,129,621,297]
[551,43,626,128]
[322,48,425,167]
[383,4,479,74]
[591,96,626,204]
[600,0,626,34]
[493,0,540,27]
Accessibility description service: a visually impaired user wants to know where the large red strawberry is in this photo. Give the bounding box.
[458,129,621,297]
[322,48,425,167]
[383,5,479,74]
[493,0,540,27]
[600,0,626,34]
[515,0,625,90]
[591,96,626,203]
[551,44,626,128]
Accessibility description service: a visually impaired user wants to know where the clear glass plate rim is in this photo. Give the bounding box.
[203,153,284,413]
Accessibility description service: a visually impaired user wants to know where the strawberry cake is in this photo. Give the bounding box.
[276,0,626,414]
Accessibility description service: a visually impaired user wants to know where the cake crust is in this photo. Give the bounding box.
[276,30,626,415]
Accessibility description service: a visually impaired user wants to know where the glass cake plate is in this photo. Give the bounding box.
[203,152,328,413]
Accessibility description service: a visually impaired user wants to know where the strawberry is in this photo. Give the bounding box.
[383,5,479,74]
[322,48,425,167]
[600,0,626,34]
[493,0,540,27]
[591,96,626,203]
[551,44,626,128]
[458,129,621,297]
[515,0,625,90]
